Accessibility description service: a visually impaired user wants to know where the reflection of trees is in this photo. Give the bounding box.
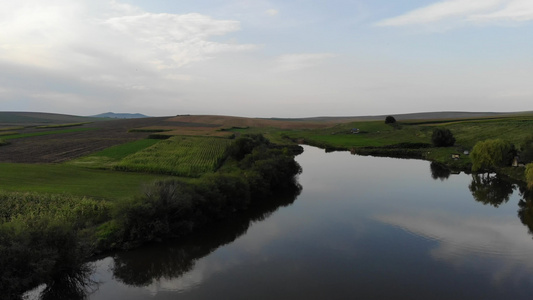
[39,263,97,300]
[430,162,451,181]
[469,174,515,207]
[111,185,301,287]
[518,185,533,237]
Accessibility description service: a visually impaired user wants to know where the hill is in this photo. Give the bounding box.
[273,111,533,122]
[91,112,150,119]
[0,112,97,126]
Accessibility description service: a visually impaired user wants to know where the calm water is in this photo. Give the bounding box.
[28,146,533,299]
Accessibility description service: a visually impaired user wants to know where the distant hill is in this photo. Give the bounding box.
[0,112,97,126]
[272,111,533,123]
[91,112,150,119]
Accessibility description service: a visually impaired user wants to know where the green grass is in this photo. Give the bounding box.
[0,126,24,131]
[0,163,170,200]
[70,139,161,169]
[1,128,94,140]
[278,121,432,148]
[35,122,92,128]
[0,131,18,136]
[115,136,233,177]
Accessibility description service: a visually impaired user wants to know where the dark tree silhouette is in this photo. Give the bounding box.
[430,162,451,181]
[431,128,455,147]
[385,116,396,124]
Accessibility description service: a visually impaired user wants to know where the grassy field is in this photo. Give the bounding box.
[70,138,161,169]
[115,136,234,177]
[0,163,170,200]
[228,115,533,170]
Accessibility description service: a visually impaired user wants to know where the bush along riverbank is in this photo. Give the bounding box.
[0,134,303,300]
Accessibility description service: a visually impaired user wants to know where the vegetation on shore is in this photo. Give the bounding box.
[0,133,302,299]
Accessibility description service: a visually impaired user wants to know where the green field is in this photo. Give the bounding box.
[115,136,233,177]
[0,163,170,200]
[70,138,161,169]
[231,115,533,171]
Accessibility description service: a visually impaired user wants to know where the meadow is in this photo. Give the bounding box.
[0,163,170,200]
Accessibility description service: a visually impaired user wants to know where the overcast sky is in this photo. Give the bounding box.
[1,0,532,118]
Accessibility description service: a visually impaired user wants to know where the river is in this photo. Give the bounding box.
[26,146,533,299]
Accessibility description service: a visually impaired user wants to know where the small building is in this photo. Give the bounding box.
[451,154,460,160]
[351,128,360,134]
[512,156,525,167]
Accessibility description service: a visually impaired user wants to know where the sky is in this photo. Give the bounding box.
[1,0,532,118]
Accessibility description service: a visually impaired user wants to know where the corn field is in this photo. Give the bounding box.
[115,136,233,177]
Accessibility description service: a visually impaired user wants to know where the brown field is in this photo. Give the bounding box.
[0,118,169,163]
[132,115,341,137]
[0,115,338,163]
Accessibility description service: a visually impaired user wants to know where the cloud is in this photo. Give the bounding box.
[265,9,279,16]
[0,0,258,115]
[376,212,533,282]
[273,53,335,72]
[0,1,255,70]
[375,0,533,27]
[469,0,533,22]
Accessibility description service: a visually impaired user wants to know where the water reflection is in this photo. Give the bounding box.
[109,186,300,290]
[429,162,451,181]
[25,263,98,300]
[469,174,514,207]
[518,186,533,237]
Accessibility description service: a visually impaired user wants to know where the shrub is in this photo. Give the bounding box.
[384,116,396,124]
[471,139,516,172]
[526,163,533,189]
[520,135,533,164]
[431,128,455,147]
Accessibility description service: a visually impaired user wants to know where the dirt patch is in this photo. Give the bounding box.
[0,117,170,163]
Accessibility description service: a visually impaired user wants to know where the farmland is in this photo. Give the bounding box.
[115,136,234,177]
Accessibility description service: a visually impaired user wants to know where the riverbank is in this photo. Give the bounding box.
[0,135,303,300]
[274,116,533,184]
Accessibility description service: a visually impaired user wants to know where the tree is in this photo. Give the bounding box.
[520,135,533,164]
[384,116,396,124]
[470,139,516,172]
[431,128,455,147]
[526,163,533,189]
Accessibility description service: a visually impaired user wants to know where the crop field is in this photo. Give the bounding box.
[0,127,95,140]
[129,115,342,138]
[0,191,111,228]
[0,117,170,163]
[115,136,233,177]
[70,138,161,169]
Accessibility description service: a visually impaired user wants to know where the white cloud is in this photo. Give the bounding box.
[0,1,255,71]
[375,0,533,27]
[274,53,335,72]
[265,9,279,16]
[376,212,533,282]
[469,0,533,22]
